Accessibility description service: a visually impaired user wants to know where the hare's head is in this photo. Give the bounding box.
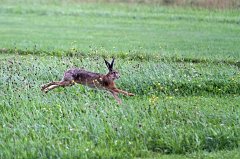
[104,58,120,80]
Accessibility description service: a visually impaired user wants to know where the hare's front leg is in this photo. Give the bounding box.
[109,90,122,105]
[113,88,135,96]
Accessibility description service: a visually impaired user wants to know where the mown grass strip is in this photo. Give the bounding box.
[1,48,239,67]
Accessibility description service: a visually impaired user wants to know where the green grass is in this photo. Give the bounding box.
[0,0,240,158]
[0,55,239,158]
[0,1,240,60]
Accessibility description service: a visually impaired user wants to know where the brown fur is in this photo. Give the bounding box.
[41,59,134,104]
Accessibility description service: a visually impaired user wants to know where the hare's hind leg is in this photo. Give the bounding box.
[41,71,75,93]
[42,80,74,93]
[41,81,61,91]
[110,90,122,105]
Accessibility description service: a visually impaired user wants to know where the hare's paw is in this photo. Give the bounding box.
[117,100,122,105]
[128,93,135,96]
[41,84,47,91]
[41,87,49,93]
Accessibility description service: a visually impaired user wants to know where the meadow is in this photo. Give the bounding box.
[0,0,240,158]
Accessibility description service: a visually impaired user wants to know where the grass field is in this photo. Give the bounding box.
[0,0,240,158]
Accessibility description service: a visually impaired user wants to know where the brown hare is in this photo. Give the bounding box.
[41,58,134,104]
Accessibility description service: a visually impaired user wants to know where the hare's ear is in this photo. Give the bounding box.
[104,59,111,71]
[110,58,115,70]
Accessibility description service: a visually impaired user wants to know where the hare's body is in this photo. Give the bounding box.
[64,68,103,88]
[41,59,134,104]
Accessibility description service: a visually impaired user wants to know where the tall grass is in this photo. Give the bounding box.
[0,54,239,158]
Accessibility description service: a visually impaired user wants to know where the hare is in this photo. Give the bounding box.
[41,58,134,104]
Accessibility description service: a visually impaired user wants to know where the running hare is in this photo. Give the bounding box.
[41,58,134,104]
